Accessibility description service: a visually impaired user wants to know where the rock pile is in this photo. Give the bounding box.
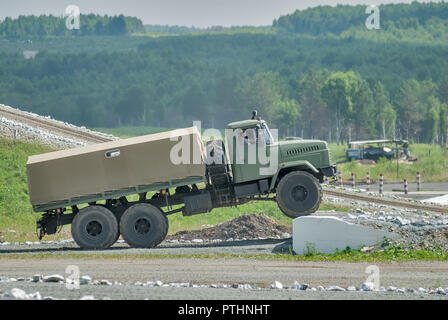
[325,197,448,251]
[166,213,292,241]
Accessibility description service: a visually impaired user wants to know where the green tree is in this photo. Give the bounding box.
[424,96,441,144]
[321,71,358,144]
[271,98,300,136]
[370,81,396,139]
[439,103,448,147]
[350,76,374,140]
[297,70,331,140]
[236,71,287,121]
[115,87,147,126]
[109,15,128,35]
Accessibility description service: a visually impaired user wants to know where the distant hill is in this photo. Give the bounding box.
[0,2,447,144]
[274,2,448,37]
[0,14,145,38]
[143,25,204,34]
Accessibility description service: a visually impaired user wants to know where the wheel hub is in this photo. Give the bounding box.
[291,185,308,202]
[86,221,103,237]
[134,218,151,235]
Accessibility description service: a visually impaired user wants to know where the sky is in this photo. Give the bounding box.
[0,0,440,28]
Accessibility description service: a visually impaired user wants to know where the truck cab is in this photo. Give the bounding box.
[226,117,336,187]
[219,114,336,218]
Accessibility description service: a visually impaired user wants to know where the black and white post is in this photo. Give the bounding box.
[379,173,384,195]
[366,171,370,191]
[417,171,421,192]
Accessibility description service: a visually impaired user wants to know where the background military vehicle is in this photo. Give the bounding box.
[27,113,336,250]
[346,139,410,162]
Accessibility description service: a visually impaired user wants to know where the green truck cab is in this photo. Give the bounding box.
[227,118,334,186]
[28,113,336,250]
[224,116,336,218]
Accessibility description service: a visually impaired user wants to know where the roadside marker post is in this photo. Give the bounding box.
[379,173,384,195]
[351,173,355,189]
[417,172,421,192]
[366,171,370,191]
[404,179,408,195]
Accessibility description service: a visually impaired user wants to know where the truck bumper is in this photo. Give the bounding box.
[321,165,337,177]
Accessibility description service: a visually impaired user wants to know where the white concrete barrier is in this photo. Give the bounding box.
[292,216,398,255]
[420,194,448,206]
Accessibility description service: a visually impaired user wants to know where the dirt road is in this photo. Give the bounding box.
[1,240,448,300]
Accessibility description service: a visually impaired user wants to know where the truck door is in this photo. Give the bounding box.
[227,125,276,184]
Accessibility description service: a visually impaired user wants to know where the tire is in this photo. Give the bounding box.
[276,171,322,218]
[71,205,119,250]
[99,204,123,245]
[119,203,168,248]
[109,205,127,245]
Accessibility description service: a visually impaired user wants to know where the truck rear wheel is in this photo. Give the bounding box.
[119,203,168,248]
[276,171,322,218]
[71,205,119,250]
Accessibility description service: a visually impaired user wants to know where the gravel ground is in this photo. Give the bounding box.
[0,238,289,256]
[2,201,448,300]
[1,282,447,300]
[1,258,448,300]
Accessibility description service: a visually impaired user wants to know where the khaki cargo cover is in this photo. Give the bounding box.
[27,127,206,207]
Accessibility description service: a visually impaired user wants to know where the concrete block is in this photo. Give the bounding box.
[421,194,448,206]
[292,216,398,254]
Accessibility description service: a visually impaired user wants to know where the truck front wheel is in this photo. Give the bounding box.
[276,171,322,218]
[120,203,168,248]
[71,205,119,250]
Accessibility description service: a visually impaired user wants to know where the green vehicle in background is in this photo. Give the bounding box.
[27,112,337,250]
[346,139,410,162]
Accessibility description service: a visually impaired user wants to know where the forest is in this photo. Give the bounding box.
[0,1,447,145]
[0,14,144,37]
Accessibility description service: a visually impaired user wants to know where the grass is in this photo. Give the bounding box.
[329,143,448,183]
[0,138,78,242]
[295,243,448,262]
[2,245,447,263]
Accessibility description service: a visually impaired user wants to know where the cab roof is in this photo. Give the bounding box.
[227,119,266,129]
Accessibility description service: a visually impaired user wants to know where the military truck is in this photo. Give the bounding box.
[27,113,336,250]
[346,139,410,162]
